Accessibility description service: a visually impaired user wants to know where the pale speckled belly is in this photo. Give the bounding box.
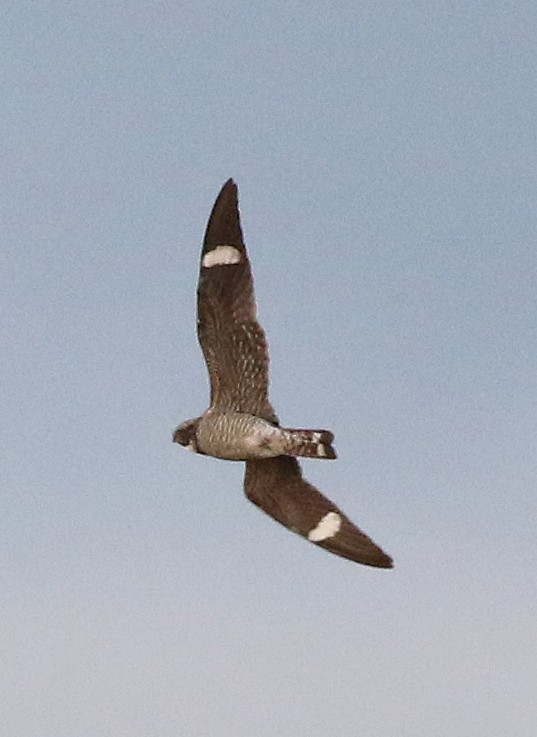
[196,411,283,460]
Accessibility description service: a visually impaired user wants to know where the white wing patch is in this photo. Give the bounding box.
[202,245,241,268]
[307,511,342,542]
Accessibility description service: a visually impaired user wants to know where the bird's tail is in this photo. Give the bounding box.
[282,428,337,459]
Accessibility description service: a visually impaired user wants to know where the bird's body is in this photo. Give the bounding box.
[178,410,336,461]
[173,179,393,568]
[196,411,280,460]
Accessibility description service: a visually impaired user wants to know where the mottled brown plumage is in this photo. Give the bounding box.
[173,179,393,568]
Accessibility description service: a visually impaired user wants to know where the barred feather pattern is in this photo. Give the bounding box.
[281,429,336,459]
[193,411,336,462]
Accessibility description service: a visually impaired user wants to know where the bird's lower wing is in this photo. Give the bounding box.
[244,457,393,568]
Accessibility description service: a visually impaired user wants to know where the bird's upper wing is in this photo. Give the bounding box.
[196,179,277,421]
[244,457,393,568]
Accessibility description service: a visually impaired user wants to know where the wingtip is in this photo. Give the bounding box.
[329,544,394,569]
[378,554,394,569]
[220,177,237,193]
[202,178,243,251]
[357,545,394,569]
[211,178,238,208]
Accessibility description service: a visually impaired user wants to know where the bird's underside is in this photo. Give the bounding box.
[173,179,393,569]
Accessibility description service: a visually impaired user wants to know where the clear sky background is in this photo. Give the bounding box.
[2,2,536,735]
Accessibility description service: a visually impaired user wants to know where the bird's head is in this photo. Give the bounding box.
[173,418,200,452]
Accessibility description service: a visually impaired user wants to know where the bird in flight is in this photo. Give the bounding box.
[173,179,393,568]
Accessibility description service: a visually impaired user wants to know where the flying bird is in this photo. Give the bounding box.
[173,179,393,568]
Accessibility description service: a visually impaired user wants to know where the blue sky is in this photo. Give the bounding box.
[2,2,536,735]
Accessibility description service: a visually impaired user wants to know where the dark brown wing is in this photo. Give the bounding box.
[244,457,393,568]
[196,179,277,421]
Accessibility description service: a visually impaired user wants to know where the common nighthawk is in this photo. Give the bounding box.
[173,179,393,568]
